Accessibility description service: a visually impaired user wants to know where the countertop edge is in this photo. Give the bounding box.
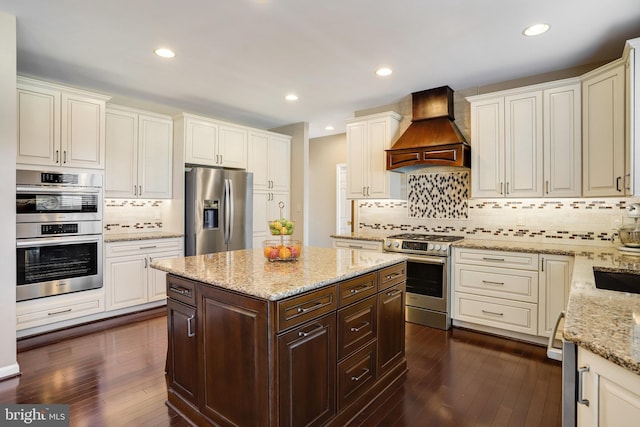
[330,234,385,243]
[104,232,184,243]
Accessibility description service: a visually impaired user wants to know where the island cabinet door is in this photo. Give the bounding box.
[377,283,406,378]
[167,299,198,406]
[197,285,270,427]
[278,313,337,427]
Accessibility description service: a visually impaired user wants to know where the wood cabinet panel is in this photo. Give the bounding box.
[377,283,405,377]
[337,272,377,307]
[337,341,377,410]
[338,295,377,360]
[166,299,198,406]
[278,313,337,427]
[378,263,407,291]
[277,285,337,332]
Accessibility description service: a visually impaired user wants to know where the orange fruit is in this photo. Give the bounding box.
[263,246,273,258]
[279,247,291,259]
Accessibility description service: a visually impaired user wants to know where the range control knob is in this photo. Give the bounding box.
[434,244,441,251]
[428,243,434,250]
[394,242,400,248]
[385,241,392,247]
[441,245,448,252]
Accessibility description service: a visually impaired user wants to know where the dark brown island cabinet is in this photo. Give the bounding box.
[165,261,407,427]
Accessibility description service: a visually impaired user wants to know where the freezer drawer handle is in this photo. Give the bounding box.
[578,365,590,406]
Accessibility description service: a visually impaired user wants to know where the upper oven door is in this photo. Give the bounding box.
[16,186,101,222]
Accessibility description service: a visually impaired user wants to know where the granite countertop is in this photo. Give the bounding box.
[453,238,640,375]
[151,246,407,301]
[330,232,385,242]
[104,231,184,243]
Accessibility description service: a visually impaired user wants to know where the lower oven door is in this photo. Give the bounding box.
[405,255,448,313]
[16,234,103,301]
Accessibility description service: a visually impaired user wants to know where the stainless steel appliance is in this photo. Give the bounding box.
[185,167,253,255]
[548,310,578,426]
[16,169,103,301]
[384,233,464,330]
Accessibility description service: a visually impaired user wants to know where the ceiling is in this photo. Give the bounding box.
[1,0,640,138]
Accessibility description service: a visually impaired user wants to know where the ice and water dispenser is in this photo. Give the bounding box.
[203,200,219,229]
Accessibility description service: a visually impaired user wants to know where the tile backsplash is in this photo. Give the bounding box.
[357,195,640,247]
[103,199,164,233]
[407,171,469,219]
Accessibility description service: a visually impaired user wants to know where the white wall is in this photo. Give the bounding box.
[309,134,347,247]
[0,11,19,379]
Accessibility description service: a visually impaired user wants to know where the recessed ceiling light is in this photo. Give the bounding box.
[325,125,335,131]
[154,48,175,58]
[376,67,393,77]
[523,23,550,36]
[285,94,298,101]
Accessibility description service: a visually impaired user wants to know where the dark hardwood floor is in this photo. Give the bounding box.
[0,316,561,426]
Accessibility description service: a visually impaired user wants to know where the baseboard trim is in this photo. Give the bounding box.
[17,306,166,352]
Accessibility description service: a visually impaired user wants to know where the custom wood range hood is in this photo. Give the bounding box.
[386,86,471,170]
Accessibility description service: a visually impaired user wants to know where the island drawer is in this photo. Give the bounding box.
[277,285,337,332]
[378,262,406,291]
[338,295,377,360]
[167,275,196,307]
[338,272,377,307]
[337,341,377,410]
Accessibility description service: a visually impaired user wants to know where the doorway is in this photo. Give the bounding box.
[336,164,352,234]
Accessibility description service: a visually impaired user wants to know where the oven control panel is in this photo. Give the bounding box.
[384,239,450,256]
[41,223,79,235]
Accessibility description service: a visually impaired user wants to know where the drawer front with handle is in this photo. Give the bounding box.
[338,295,377,360]
[454,293,538,335]
[378,262,407,291]
[167,274,196,307]
[277,285,337,332]
[454,264,538,303]
[454,248,539,270]
[337,341,377,410]
[338,272,377,307]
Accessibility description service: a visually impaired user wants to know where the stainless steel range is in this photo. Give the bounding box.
[384,233,464,330]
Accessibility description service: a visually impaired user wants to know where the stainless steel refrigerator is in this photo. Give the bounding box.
[185,167,253,255]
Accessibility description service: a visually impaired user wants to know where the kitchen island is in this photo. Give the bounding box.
[151,247,408,427]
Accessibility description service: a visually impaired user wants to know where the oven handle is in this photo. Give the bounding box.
[17,186,100,194]
[405,255,447,265]
[16,235,101,247]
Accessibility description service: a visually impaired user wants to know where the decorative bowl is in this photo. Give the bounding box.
[262,240,302,262]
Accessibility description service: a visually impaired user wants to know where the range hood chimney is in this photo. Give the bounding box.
[386,86,470,170]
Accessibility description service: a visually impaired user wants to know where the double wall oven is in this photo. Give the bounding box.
[16,170,103,302]
[384,233,464,330]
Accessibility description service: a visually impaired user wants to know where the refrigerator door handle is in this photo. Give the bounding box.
[223,179,231,244]
[228,178,235,243]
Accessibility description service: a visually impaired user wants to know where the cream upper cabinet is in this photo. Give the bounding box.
[252,191,290,248]
[582,60,626,197]
[248,131,291,192]
[346,111,403,199]
[469,78,581,198]
[105,106,173,199]
[577,347,640,427]
[537,254,573,338]
[180,114,248,169]
[17,77,109,169]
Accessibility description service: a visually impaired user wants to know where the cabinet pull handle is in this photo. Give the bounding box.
[139,185,142,195]
[350,321,370,332]
[348,244,364,249]
[55,150,60,164]
[298,324,324,338]
[616,176,622,192]
[362,187,366,197]
[385,272,402,281]
[169,286,191,296]
[296,301,323,314]
[386,289,402,297]
[482,309,504,317]
[351,368,370,382]
[499,182,503,195]
[349,284,369,295]
[506,182,510,195]
[144,258,148,268]
[134,185,138,196]
[366,186,370,197]
[545,180,549,194]
[481,280,504,286]
[625,173,631,191]
[541,257,545,272]
[219,155,223,164]
[578,365,590,406]
[139,245,157,249]
[48,308,72,316]
[63,150,67,164]
[187,315,196,338]
[482,257,505,262]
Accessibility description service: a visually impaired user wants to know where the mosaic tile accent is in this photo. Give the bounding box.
[103,199,164,233]
[407,171,469,219]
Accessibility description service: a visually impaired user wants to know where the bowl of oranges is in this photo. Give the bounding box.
[263,240,302,262]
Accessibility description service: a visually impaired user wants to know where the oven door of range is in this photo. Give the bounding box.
[16,234,103,301]
[404,254,448,313]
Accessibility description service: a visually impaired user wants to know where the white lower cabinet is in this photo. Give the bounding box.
[452,247,572,341]
[578,347,640,427]
[17,288,105,331]
[105,238,183,311]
